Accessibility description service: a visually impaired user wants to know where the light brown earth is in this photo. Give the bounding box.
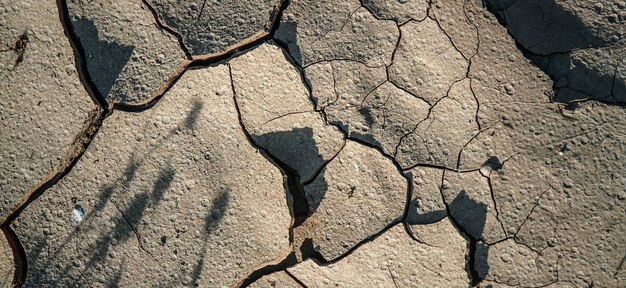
[0,0,624,287]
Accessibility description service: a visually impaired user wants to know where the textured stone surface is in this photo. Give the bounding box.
[488,0,625,54]
[430,0,479,59]
[288,221,468,287]
[486,0,626,102]
[300,140,407,260]
[10,66,292,287]
[476,239,559,287]
[327,81,429,156]
[0,0,96,220]
[146,0,280,57]
[67,0,187,105]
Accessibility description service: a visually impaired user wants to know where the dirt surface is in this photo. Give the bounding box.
[1,0,624,287]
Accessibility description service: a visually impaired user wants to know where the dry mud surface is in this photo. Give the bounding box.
[0,0,624,287]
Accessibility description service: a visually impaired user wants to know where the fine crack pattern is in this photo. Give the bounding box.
[2,0,625,287]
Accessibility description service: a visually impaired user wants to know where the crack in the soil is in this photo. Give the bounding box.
[479,169,508,237]
[234,26,425,284]
[142,0,192,60]
[0,106,105,286]
[228,63,309,226]
[273,38,415,239]
[284,270,308,288]
[360,0,432,25]
[1,226,26,287]
[438,170,484,287]
[56,0,109,111]
[1,107,105,227]
[60,0,292,112]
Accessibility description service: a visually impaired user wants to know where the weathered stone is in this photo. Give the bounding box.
[290,221,468,287]
[11,66,292,287]
[300,140,407,260]
[510,104,626,287]
[389,17,469,105]
[276,0,399,67]
[455,3,626,284]
[545,46,626,102]
[306,59,388,114]
[306,59,432,157]
[363,0,429,23]
[146,0,281,57]
[67,0,187,105]
[490,0,625,55]
[0,0,97,220]
[230,43,345,183]
[3,0,626,286]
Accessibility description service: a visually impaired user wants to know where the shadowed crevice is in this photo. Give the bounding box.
[69,17,134,100]
[56,0,109,110]
[439,171,490,286]
[1,107,106,227]
[1,226,26,287]
[483,0,625,103]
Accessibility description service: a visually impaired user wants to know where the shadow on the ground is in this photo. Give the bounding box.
[484,0,625,103]
[71,18,134,99]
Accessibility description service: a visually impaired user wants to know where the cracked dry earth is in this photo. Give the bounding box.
[0,0,625,287]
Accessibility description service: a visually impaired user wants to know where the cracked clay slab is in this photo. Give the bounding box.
[389,17,469,105]
[442,170,507,244]
[363,0,430,24]
[396,78,479,169]
[285,221,468,287]
[229,43,345,184]
[299,140,407,261]
[66,0,187,105]
[486,0,625,103]
[0,230,13,288]
[10,65,292,287]
[275,0,399,67]
[0,0,97,221]
[146,0,281,57]
[2,0,626,287]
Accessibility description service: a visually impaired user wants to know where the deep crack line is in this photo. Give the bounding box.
[56,0,109,111]
[438,170,484,287]
[0,106,105,286]
[227,63,308,229]
[64,0,293,113]
[1,107,106,227]
[1,226,26,287]
[284,270,309,288]
[197,0,208,20]
[142,0,192,59]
